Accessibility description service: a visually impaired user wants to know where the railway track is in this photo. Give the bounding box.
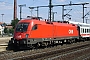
[0,41,89,60]
[42,44,90,60]
[0,51,14,55]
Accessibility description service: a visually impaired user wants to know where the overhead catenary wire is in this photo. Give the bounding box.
[68,1,83,21]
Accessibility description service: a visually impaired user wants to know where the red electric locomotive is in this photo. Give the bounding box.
[8,17,79,49]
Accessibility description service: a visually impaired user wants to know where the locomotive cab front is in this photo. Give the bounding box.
[14,22,30,40]
[8,20,36,49]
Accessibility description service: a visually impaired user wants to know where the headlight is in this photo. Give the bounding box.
[26,34,29,38]
[16,35,21,39]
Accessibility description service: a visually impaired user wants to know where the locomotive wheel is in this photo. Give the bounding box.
[35,42,41,48]
[43,42,48,47]
[60,40,64,46]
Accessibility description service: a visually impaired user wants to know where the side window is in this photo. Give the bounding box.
[32,24,38,30]
[89,29,90,33]
[81,28,82,33]
[83,29,84,33]
[85,29,86,33]
[87,29,89,33]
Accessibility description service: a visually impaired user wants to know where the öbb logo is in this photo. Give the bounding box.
[69,29,73,34]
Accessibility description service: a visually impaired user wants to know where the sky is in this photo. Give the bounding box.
[0,0,90,24]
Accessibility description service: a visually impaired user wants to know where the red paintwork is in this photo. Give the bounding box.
[14,18,79,40]
[80,34,90,37]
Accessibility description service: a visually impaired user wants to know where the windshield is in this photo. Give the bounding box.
[15,23,29,32]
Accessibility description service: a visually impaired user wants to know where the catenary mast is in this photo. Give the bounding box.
[14,0,17,20]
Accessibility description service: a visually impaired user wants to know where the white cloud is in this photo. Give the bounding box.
[56,0,66,2]
[0,2,6,6]
[0,2,13,10]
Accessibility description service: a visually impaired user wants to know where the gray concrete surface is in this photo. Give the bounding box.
[0,36,12,52]
[0,36,12,45]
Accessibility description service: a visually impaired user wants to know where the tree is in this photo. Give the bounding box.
[11,18,19,29]
[4,27,8,34]
[9,28,14,34]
